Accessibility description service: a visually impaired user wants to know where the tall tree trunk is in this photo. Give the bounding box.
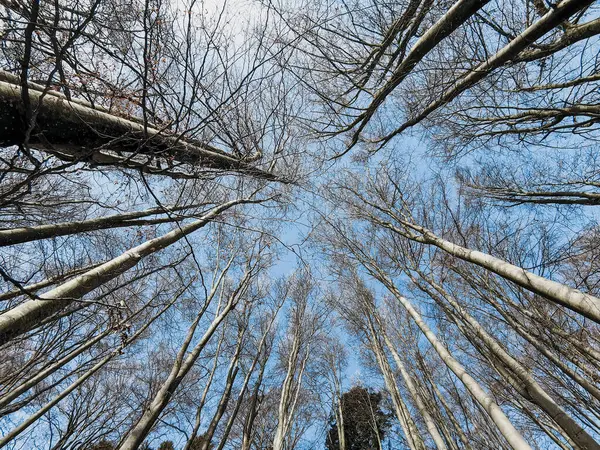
[365,316,425,450]
[117,269,252,450]
[272,338,311,450]
[378,327,449,450]
[215,306,282,450]
[0,295,154,412]
[0,202,207,246]
[183,326,228,450]
[408,271,600,449]
[385,0,594,139]
[346,0,490,148]
[0,299,172,447]
[364,263,532,449]
[199,319,249,450]
[378,215,600,322]
[0,197,259,345]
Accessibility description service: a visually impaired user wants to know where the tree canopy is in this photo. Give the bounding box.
[1,0,600,449]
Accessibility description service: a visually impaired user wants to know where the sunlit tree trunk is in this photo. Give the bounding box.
[365,316,425,450]
[363,262,532,450]
[378,326,449,450]
[117,266,254,450]
[0,197,260,345]
[0,299,172,447]
[409,271,600,449]
[369,212,600,322]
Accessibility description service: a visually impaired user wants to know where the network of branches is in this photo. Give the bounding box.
[0,0,599,449]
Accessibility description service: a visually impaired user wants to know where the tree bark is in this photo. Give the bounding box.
[0,80,278,180]
[117,270,252,450]
[0,202,207,246]
[384,215,600,322]
[0,197,260,345]
[366,265,532,450]
[410,272,599,449]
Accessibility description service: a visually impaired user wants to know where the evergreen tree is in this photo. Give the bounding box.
[158,441,175,450]
[326,386,391,450]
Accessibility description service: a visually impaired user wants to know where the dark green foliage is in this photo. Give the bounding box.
[86,440,115,450]
[326,386,392,450]
[188,433,214,450]
[158,441,175,450]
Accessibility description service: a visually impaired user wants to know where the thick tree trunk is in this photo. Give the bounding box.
[0,79,278,180]
[0,198,258,345]
[421,364,473,450]
[0,263,102,301]
[411,273,599,449]
[388,217,600,322]
[367,267,532,450]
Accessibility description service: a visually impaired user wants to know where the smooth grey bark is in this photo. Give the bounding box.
[363,263,532,450]
[0,263,102,301]
[383,0,594,141]
[373,214,600,322]
[0,299,172,447]
[182,326,227,450]
[421,363,473,450]
[346,0,491,148]
[0,197,260,345]
[117,268,253,450]
[199,324,247,450]
[464,185,600,206]
[272,331,311,450]
[239,357,269,450]
[0,80,278,180]
[214,306,282,450]
[365,316,425,450]
[409,272,600,449]
[378,327,449,450]
[0,202,208,246]
[515,17,600,63]
[0,317,120,411]
[460,272,600,405]
[498,304,600,403]
[519,309,600,365]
